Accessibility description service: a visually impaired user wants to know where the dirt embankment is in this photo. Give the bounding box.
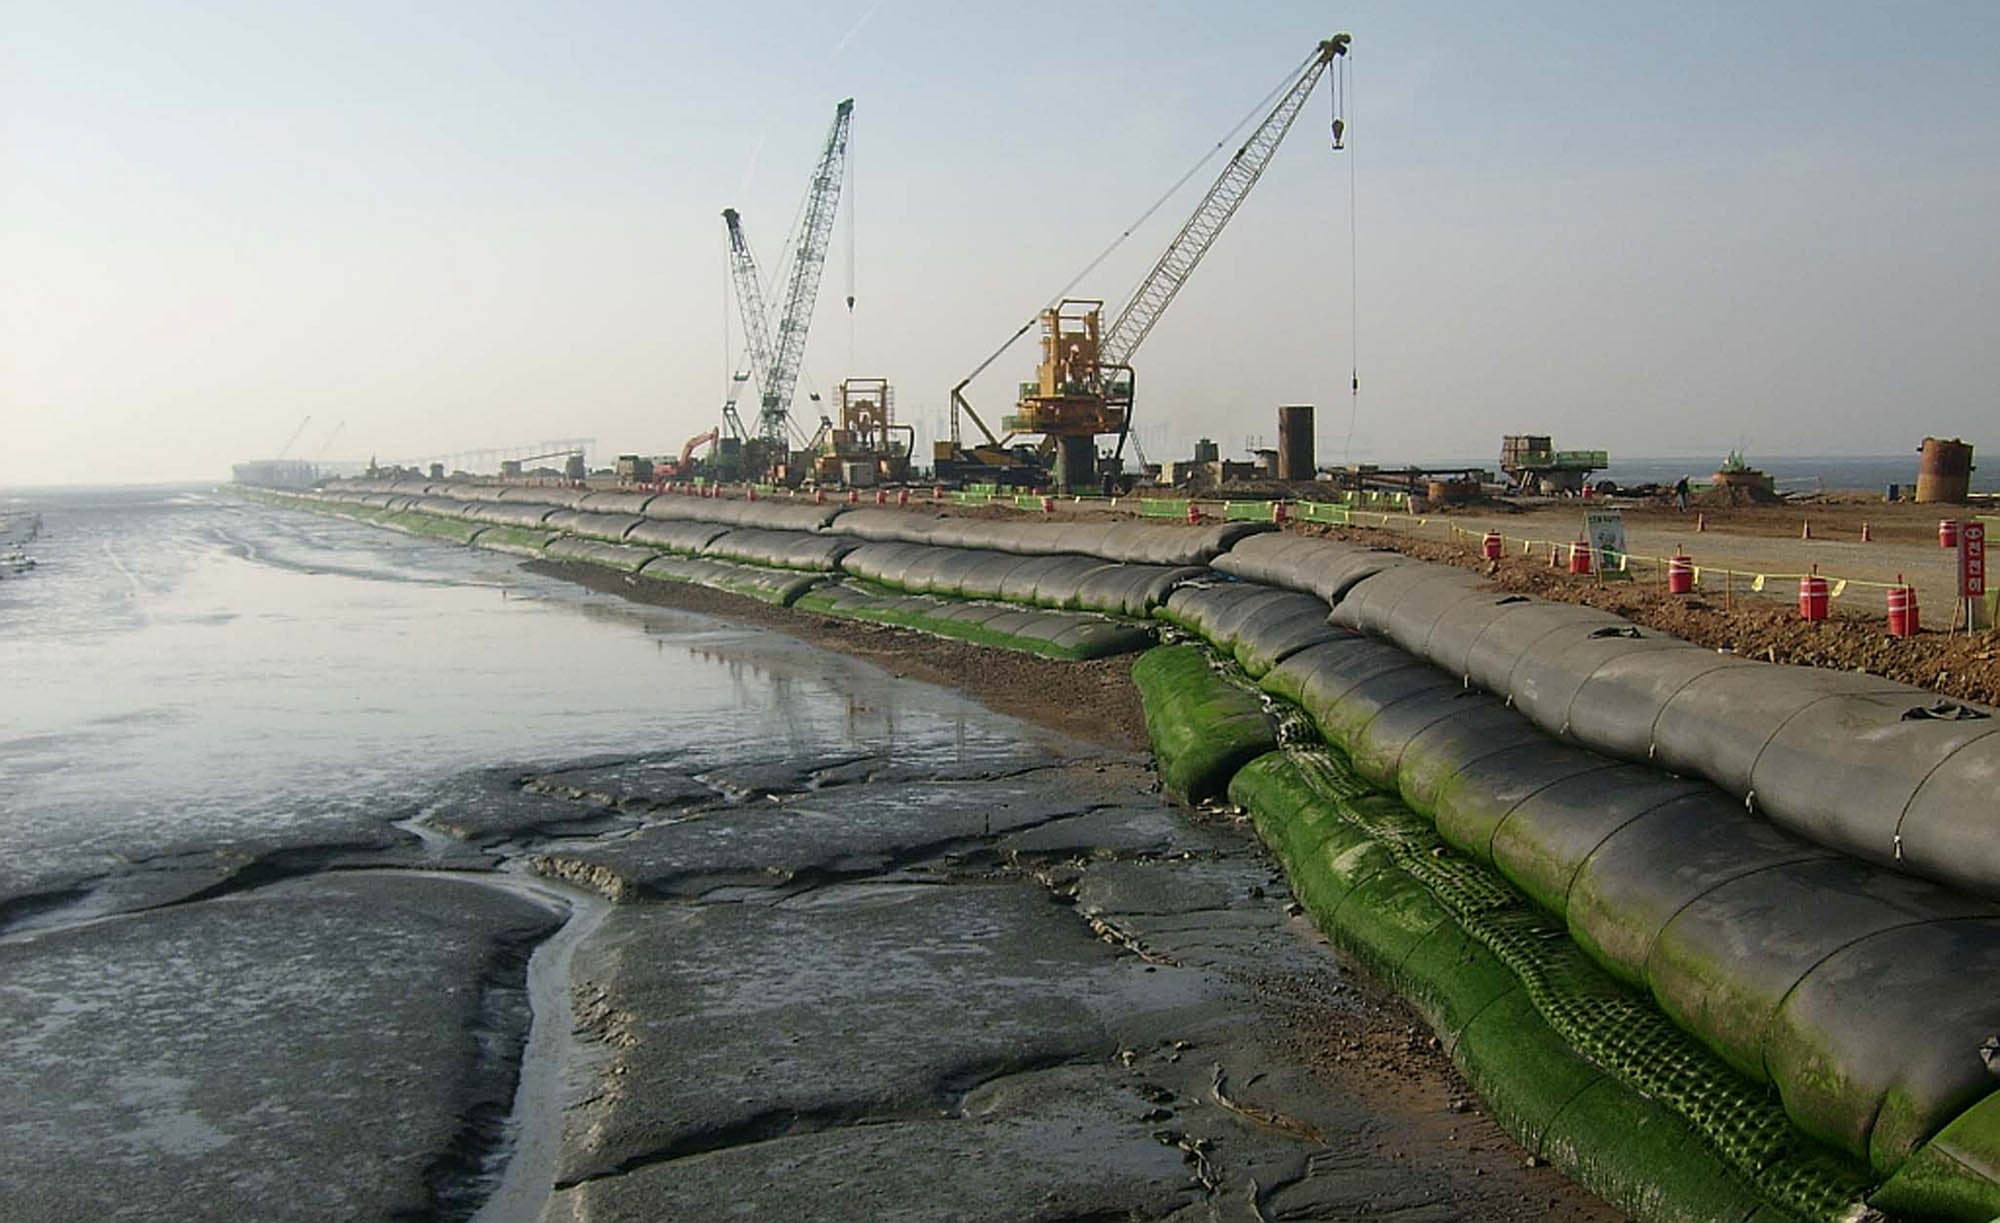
[1302,522,2000,707]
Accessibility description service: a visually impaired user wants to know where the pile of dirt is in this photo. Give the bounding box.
[1301,523,2000,708]
[1693,482,1785,508]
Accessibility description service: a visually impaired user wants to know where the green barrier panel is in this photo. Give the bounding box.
[1127,645,1278,803]
[1222,500,1277,522]
[1290,501,1353,524]
[1134,498,1190,518]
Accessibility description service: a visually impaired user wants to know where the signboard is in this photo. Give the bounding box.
[1961,519,1986,598]
[1585,509,1627,571]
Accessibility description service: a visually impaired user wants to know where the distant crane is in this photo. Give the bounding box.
[720,98,854,478]
[314,420,346,459]
[274,415,313,460]
[950,35,1351,491]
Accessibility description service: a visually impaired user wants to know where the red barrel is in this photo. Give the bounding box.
[1888,585,1919,637]
[1041,496,1055,514]
[1798,574,1830,621]
[1568,540,1594,575]
[1668,554,1694,595]
[846,489,859,504]
[896,489,910,507]
[932,484,945,500]
[874,489,887,505]
[747,487,758,502]
[1482,531,1503,560]
[1186,502,1201,524]
[1272,501,1289,524]
[1940,519,1960,549]
[813,488,826,504]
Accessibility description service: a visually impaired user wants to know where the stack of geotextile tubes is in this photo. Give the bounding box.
[1170,533,2000,1221]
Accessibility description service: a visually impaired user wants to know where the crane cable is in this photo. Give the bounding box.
[953,48,1314,393]
[1337,51,1362,468]
[845,117,857,372]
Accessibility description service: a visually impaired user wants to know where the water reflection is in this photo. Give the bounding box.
[0,490,1043,895]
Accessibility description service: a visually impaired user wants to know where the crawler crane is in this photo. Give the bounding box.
[946,34,1350,492]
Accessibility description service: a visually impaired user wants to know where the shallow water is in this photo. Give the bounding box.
[0,486,1041,897]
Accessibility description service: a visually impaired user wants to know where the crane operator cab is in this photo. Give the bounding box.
[1003,300,1130,493]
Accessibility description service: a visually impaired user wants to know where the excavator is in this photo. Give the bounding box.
[942,34,1351,492]
[656,428,720,480]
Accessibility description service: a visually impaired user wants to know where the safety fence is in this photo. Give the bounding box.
[1353,512,1937,624]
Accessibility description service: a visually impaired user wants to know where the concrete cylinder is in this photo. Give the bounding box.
[1278,404,1315,482]
[1916,437,1974,504]
[1054,435,1095,494]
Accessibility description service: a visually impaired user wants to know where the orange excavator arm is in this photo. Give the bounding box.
[680,428,720,470]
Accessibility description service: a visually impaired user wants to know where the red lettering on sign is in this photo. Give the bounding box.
[1962,522,1987,598]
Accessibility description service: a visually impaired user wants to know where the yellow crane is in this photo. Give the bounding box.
[947,34,1351,492]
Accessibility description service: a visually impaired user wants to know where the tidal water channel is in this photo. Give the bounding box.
[0,489,1610,1221]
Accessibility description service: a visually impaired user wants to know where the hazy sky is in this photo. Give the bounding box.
[6,1,1997,484]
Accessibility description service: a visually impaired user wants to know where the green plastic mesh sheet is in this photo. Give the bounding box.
[1261,699,1873,1222]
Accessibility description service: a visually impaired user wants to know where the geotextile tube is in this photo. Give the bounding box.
[1133,645,1868,1220]
[838,541,1200,616]
[1305,535,2000,901]
[1156,583,1345,677]
[699,527,856,572]
[468,525,560,557]
[793,584,1156,660]
[828,506,1271,565]
[635,555,821,606]
[1246,606,2000,1206]
[637,497,840,533]
[1208,531,1410,602]
[1127,645,1278,803]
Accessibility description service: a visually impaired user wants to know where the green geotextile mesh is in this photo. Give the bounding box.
[1144,639,1878,1221]
[1872,1089,2000,1218]
[1232,707,1872,1223]
[381,510,483,543]
[1265,731,1872,1221]
[1128,645,1279,802]
[469,525,556,555]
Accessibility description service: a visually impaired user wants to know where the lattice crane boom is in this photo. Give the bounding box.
[759,98,854,447]
[1100,35,1347,369]
[722,208,778,429]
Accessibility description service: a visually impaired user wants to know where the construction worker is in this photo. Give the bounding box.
[1674,475,1691,513]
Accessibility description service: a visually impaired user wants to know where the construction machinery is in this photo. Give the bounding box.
[663,428,720,480]
[720,98,855,484]
[945,34,1351,492]
[810,378,912,486]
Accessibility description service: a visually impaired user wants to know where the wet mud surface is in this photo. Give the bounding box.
[0,873,560,1221]
[515,747,1619,1221]
[1,498,1618,1221]
[0,737,1618,1222]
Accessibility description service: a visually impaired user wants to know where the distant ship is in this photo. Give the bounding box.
[1,511,41,577]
